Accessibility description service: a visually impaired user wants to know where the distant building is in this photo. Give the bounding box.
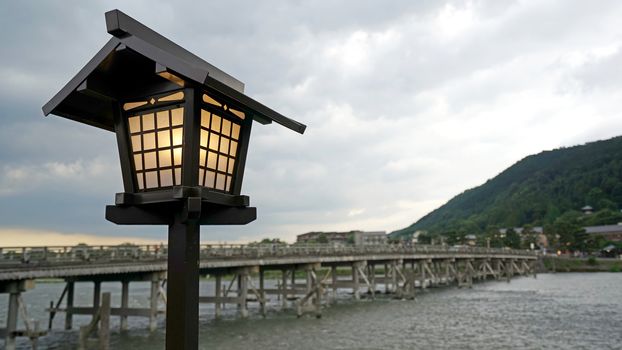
[296,230,387,246]
[499,227,547,247]
[296,231,349,244]
[411,230,425,244]
[600,244,621,258]
[353,231,387,246]
[498,224,622,247]
[464,234,477,246]
[581,205,594,215]
[585,225,622,242]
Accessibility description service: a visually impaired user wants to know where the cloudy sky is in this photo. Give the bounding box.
[1,0,622,245]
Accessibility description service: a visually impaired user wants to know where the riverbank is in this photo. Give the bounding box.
[542,257,621,272]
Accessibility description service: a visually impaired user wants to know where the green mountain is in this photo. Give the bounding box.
[390,136,622,239]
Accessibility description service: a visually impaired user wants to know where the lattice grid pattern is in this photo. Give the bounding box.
[198,109,241,192]
[128,106,184,190]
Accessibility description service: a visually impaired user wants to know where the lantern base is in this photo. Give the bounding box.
[107,186,255,225]
[105,201,256,225]
[114,186,250,207]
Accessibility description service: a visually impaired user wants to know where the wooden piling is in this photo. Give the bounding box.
[98,292,111,350]
[149,278,159,331]
[352,263,360,300]
[281,269,288,309]
[215,274,222,318]
[384,264,390,294]
[238,270,248,318]
[259,269,266,317]
[368,264,376,299]
[331,266,338,301]
[65,281,74,330]
[5,292,18,350]
[120,280,129,331]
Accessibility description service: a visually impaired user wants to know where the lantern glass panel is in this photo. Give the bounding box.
[197,106,241,193]
[128,104,184,190]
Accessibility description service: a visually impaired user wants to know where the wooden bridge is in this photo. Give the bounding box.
[0,244,537,349]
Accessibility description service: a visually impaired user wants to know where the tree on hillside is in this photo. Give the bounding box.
[503,228,521,249]
[581,208,622,226]
[417,232,433,244]
[480,226,504,248]
[443,230,463,245]
[521,225,539,249]
[547,216,586,252]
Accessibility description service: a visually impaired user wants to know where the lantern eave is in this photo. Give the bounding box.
[42,9,306,135]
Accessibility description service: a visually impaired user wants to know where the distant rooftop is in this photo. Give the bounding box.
[584,225,622,234]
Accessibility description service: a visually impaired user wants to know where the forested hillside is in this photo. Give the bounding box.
[391,136,622,239]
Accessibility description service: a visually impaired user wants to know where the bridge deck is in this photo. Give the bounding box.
[0,244,536,281]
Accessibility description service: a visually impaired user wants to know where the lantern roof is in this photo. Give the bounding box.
[43,9,306,134]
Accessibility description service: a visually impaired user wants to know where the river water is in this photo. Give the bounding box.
[2,273,621,349]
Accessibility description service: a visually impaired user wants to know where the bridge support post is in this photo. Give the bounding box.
[215,274,222,318]
[496,260,503,280]
[421,260,427,289]
[467,260,474,288]
[306,268,313,295]
[435,261,442,285]
[259,268,266,317]
[295,263,323,318]
[331,266,338,301]
[120,280,129,331]
[530,260,538,279]
[443,260,450,285]
[93,281,101,325]
[5,291,18,350]
[506,259,513,283]
[237,269,249,318]
[457,260,473,288]
[1,280,39,350]
[149,276,159,331]
[281,269,288,309]
[391,261,398,294]
[65,281,74,330]
[352,263,360,300]
[384,264,390,294]
[367,263,376,298]
[99,292,111,350]
[407,270,416,299]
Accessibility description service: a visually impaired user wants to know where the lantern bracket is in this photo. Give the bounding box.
[77,79,117,101]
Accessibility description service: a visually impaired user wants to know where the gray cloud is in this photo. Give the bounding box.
[1,0,622,243]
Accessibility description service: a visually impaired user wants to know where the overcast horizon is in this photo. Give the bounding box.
[1,1,622,245]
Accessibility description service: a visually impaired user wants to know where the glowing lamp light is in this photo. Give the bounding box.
[121,91,245,193]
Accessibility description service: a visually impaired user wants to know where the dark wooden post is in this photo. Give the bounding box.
[215,274,222,318]
[165,212,200,350]
[120,281,129,331]
[149,277,159,331]
[93,281,101,323]
[65,281,74,330]
[99,292,111,350]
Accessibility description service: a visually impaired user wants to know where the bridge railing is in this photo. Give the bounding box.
[0,243,535,266]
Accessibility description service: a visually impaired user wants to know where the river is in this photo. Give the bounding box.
[2,273,621,349]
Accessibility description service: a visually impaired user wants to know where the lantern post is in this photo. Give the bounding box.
[43,9,305,349]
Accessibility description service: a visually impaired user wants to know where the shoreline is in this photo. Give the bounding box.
[542,257,621,273]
